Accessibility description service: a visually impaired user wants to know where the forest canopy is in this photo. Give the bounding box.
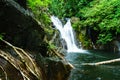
[27,0,120,47]
[49,0,120,45]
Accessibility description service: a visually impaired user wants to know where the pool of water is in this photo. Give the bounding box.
[65,50,120,80]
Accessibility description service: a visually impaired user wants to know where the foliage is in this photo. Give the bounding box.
[27,0,50,7]
[0,34,3,40]
[49,0,93,18]
[27,0,55,44]
[49,0,94,48]
[28,0,120,47]
[71,17,81,31]
[80,0,120,44]
[27,0,51,27]
[97,33,113,44]
[49,0,65,18]
[47,42,56,50]
[49,0,120,45]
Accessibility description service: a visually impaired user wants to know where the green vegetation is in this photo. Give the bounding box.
[81,0,120,44]
[27,0,120,48]
[49,0,93,18]
[0,33,4,40]
[0,34,3,40]
[27,0,51,27]
[27,0,55,48]
[49,0,120,48]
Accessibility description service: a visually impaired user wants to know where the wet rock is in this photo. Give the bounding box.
[0,0,47,55]
[0,0,72,80]
[47,59,72,80]
[14,0,27,9]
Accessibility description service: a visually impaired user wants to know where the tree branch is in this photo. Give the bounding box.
[82,58,120,66]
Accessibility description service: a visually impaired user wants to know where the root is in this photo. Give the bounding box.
[51,49,75,69]
[0,65,8,80]
[0,39,44,80]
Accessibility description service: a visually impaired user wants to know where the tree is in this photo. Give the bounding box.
[81,0,120,44]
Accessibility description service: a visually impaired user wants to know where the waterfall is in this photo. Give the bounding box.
[51,16,83,53]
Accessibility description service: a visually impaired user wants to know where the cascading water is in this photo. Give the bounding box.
[51,16,83,53]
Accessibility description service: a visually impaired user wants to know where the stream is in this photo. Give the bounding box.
[66,50,120,80]
[51,16,120,80]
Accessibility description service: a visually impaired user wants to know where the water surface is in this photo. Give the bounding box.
[66,50,120,80]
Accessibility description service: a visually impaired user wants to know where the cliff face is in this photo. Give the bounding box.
[0,0,71,80]
[0,0,48,55]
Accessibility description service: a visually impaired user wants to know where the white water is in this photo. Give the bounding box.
[51,16,83,53]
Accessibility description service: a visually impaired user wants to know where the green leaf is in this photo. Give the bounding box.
[0,34,3,40]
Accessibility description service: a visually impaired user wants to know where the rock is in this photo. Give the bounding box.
[47,59,72,80]
[0,0,47,55]
[14,0,27,9]
[0,1,72,80]
[71,17,80,23]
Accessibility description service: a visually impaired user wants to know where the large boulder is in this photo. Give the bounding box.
[0,1,72,80]
[0,0,47,55]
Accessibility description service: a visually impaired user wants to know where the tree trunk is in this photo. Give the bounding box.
[82,58,120,66]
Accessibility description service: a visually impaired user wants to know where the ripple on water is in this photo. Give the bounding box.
[66,50,120,80]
